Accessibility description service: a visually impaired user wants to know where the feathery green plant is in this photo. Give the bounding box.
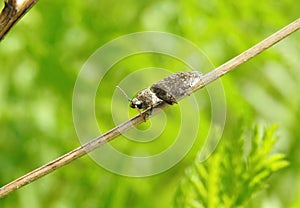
[174,125,289,208]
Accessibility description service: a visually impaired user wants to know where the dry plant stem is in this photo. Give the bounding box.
[0,0,38,41]
[0,18,299,198]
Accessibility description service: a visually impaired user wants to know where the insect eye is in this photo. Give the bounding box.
[130,102,136,108]
[130,103,143,109]
[130,99,143,109]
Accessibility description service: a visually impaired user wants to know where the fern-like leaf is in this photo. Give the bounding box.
[174,125,289,208]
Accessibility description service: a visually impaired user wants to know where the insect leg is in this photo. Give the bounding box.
[135,106,147,122]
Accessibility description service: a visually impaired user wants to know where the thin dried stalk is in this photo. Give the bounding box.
[0,18,299,198]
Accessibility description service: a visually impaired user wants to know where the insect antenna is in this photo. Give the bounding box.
[116,86,132,102]
[116,86,146,121]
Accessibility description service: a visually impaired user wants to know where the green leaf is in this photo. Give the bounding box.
[174,124,288,208]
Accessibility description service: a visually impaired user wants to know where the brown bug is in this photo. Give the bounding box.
[117,71,202,119]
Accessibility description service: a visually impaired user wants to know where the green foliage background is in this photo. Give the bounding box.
[0,0,299,207]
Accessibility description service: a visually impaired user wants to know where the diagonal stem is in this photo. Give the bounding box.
[0,18,299,198]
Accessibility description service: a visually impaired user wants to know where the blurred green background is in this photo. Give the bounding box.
[0,0,299,207]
